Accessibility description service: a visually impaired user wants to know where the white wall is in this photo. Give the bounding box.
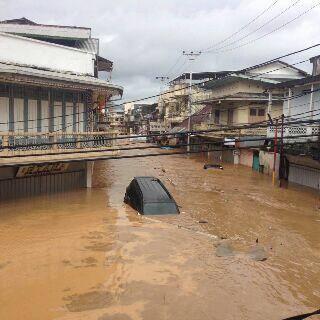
[283,84,320,120]
[0,97,9,132]
[248,61,305,80]
[0,32,95,75]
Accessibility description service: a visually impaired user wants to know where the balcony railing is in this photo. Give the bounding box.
[267,124,320,142]
[192,122,267,137]
[0,131,118,156]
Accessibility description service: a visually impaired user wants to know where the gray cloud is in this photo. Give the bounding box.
[0,0,319,102]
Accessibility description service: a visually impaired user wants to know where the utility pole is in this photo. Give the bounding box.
[273,119,278,186]
[183,51,201,153]
[156,76,169,129]
[279,114,285,188]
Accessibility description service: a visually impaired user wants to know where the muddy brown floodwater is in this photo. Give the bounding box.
[0,146,320,320]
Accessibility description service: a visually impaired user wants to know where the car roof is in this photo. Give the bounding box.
[134,177,173,203]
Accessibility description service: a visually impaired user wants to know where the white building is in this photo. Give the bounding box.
[0,18,123,200]
[268,56,320,143]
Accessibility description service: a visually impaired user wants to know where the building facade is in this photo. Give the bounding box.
[0,18,123,200]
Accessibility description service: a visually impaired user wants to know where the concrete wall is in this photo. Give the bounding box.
[259,150,279,177]
[239,149,253,167]
[247,61,305,80]
[283,84,320,120]
[0,32,95,75]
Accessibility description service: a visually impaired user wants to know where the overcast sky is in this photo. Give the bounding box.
[0,0,319,103]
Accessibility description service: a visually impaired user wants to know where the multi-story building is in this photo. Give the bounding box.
[266,55,320,189]
[105,103,126,135]
[124,103,157,134]
[0,18,123,200]
[158,72,229,128]
[190,61,307,135]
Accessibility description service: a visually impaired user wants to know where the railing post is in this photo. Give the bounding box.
[50,134,57,151]
[2,135,9,156]
[76,134,81,149]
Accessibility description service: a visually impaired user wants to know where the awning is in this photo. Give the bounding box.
[0,61,122,95]
[97,56,113,72]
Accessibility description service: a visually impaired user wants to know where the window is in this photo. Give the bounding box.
[258,109,265,117]
[250,108,257,116]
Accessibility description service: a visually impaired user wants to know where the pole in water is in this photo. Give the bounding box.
[273,119,278,185]
[183,51,201,153]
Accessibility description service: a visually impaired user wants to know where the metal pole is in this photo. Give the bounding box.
[273,119,278,185]
[279,114,285,187]
[183,51,201,153]
[187,71,192,152]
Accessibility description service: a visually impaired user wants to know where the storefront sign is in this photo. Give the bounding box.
[16,163,69,178]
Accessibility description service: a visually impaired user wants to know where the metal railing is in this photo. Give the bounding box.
[0,131,118,156]
[192,122,267,137]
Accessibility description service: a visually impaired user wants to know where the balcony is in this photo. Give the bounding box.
[267,124,320,142]
[193,121,267,137]
[0,131,119,166]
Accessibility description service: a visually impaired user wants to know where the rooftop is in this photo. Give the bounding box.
[0,17,90,30]
[0,17,91,40]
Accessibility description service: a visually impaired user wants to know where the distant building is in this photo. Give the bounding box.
[105,103,126,135]
[124,103,157,134]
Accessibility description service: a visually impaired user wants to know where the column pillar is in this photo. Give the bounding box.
[309,84,314,119]
[288,88,292,117]
[85,161,94,188]
[267,90,272,114]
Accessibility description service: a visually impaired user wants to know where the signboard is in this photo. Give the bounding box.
[16,163,70,178]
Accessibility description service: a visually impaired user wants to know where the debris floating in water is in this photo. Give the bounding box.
[204,164,224,170]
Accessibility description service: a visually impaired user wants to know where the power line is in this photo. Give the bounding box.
[202,0,281,52]
[0,46,318,137]
[210,1,320,54]
[110,43,320,108]
[204,0,302,53]
[1,44,318,129]
[165,54,184,78]
[3,117,320,150]
[2,133,319,160]
[1,140,318,167]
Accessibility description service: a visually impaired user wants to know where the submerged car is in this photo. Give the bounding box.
[124,177,180,215]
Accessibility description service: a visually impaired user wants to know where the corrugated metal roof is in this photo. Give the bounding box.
[203,73,279,90]
[75,38,99,54]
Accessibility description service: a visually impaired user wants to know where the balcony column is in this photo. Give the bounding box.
[309,84,314,119]
[267,90,272,114]
[85,161,94,188]
[287,88,292,117]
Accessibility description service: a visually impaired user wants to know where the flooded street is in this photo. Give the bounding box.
[0,148,319,320]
